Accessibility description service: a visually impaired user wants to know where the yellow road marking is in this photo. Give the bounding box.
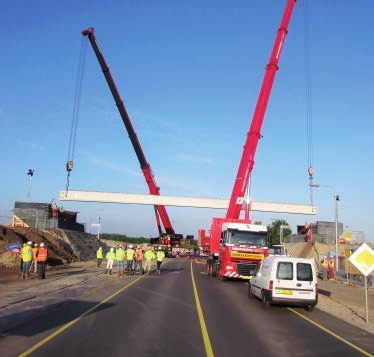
[18,275,144,357]
[191,261,214,357]
[288,308,374,357]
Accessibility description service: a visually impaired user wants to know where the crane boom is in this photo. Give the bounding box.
[203,0,297,280]
[226,0,296,220]
[82,27,175,235]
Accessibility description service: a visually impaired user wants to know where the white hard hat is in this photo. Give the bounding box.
[27,241,32,245]
[129,245,132,249]
[110,247,114,252]
[99,247,102,250]
[158,246,162,250]
[40,243,44,247]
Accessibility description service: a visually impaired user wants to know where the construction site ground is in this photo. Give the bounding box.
[0,225,373,337]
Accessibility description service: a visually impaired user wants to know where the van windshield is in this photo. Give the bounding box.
[297,263,313,281]
[228,231,267,247]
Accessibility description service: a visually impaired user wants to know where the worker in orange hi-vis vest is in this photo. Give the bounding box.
[134,246,144,275]
[37,243,48,279]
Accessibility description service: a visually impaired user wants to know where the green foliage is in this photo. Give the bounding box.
[100,233,150,244]
[267,219,292,245]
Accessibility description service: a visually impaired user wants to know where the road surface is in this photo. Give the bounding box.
[1,259,373,357]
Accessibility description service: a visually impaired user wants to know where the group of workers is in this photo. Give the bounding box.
[321,255,335,280]
[18,241,48,279]
[96,244,165,276]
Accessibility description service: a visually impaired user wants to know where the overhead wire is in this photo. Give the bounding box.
[65,36,88,194]
[302,0,315,206]
[303,0,313,173]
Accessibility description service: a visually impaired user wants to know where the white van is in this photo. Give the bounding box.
[248,256,318,311]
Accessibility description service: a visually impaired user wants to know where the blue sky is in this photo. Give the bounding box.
[1,0,373,241]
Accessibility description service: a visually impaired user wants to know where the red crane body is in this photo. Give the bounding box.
[82,28,175,235]
[204,0,296,280]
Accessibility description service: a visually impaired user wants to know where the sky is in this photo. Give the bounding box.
[1,0,373,241]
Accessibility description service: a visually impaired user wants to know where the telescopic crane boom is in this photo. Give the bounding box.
[203,0,296,280]
[82,27,175,235]
[226,0,296,220]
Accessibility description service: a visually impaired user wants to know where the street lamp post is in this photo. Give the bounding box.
[280,225,289,245]
[27,169,35,203]
[310,183,340,274]
[97,216,101,240]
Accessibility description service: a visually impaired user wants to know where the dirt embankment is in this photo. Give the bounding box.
[0,225,79,273]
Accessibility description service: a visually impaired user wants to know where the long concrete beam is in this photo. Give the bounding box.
[59,190,317,215]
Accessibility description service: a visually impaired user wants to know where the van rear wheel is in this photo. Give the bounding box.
[261,291,270,309]
[305,306,314,312]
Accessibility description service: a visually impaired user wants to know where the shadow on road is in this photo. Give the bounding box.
[3,300,115,338]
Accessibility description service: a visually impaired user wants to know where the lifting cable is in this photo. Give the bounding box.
[303,0,315,204]
[65,36,88,195]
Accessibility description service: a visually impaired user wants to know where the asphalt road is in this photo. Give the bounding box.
[1,259,374,357]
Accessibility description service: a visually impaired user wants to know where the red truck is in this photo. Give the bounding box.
[204,0,296,281]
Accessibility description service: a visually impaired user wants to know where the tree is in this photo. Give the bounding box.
[267,219,292,245]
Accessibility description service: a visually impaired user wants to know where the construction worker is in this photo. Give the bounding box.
[156,247,165,275]
[105,247,116,275]
[30,243,39,274]
[126,245,135,275]
[321,256,329,281]
[22,241,33,279]
[134,246,144,275]
[97,247,103,268]
[144,247,155,275]
[328,257,335,279]
[52,203,58,218]
[116,245,125,276]
[18,244,25,272]
[37,243,48,279]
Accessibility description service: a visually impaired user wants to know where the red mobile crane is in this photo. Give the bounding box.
[204,0,296,280]
[82,28,175,236]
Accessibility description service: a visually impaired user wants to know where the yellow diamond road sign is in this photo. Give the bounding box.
[348,243,374,276]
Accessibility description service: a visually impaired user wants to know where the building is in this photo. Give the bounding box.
[13,201,84,232]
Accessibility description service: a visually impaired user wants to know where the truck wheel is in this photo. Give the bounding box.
[248,283,254,299]
[261,291,270,309]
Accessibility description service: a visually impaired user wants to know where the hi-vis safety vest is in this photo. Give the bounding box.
[106,251,116,260]
[126,249,135,260]
[321,259,328,268]
[97,249,103,259]
[156,251,165,262]
[328,260,334,268]
[22,246,32,262]
[135,249,143,261]
[37,248,48,262]
[144,250,155,261]
[116,248,125,261]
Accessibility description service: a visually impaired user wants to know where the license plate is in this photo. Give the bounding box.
[276,289,293,295]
